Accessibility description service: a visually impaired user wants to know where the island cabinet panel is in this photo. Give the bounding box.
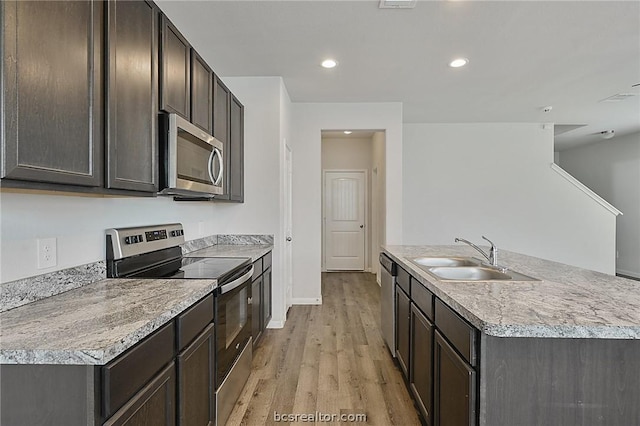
[480,335,640,426]
[410,303,434,426]
[395,286,411,379]
[106,0,158,192]
[104,362,176,426]
[177,324,215,426]
[160,16,190,119]
[434,331,476,426]
[1,0,103,187]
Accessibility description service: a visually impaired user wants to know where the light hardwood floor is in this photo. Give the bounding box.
[226,272,422,425]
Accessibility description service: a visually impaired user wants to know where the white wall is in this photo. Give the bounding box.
[403,123,617,274]
[321,137,373,270]
[372,131,386,282]
[291,103,403,304]
[0,77,291,330]
[559,131,640,278]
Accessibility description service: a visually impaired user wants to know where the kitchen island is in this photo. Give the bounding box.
[383,245,640,426]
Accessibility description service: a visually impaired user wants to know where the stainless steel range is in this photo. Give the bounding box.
[106,223,253,426]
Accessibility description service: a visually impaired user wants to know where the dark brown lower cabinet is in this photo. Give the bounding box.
[263,267,272,327]
[103,362,176,426]
[410,303,433,425]
[433,331,476,426]
[395,286,410,378]
[252,275,263,345]
[177,324,215,426]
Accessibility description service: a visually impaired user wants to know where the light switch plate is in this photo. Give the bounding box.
[37,238,57,269]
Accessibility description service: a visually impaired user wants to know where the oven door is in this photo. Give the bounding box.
[215,266,253,386]
[161,113,224,197]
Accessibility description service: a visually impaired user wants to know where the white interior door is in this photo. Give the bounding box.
[324,170,366,270]
[284,143,293,315]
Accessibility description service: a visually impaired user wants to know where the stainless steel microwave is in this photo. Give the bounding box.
[159,113,224,197]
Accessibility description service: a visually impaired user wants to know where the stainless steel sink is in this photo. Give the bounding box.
[411,257,479,267]
[428,266,511,280]
[427,266,540,282]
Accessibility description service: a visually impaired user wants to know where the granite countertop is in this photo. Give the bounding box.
[383,245,640,339]
[0,278,216,365]
[0,244,273,365]
[185,244,272,262]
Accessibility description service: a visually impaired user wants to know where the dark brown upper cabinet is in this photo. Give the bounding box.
[213,76,231,200]
[160,15,190,120]
[1,0,103,187]
[228,95,245,202]
[106,0,158,193]
[190,50,213,134]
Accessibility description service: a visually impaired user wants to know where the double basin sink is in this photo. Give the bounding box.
[410,257,539,282]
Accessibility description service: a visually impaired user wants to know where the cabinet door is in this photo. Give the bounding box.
[433,331,476,426]
[1,0,103,187]
[160,15,190,119]
[177,324,215,426]
[104,362,176,426]
[213,76,230,200]
[106,0,158,192]
[251,276,262,346]
[228,95,244,202]
[395,286,410,379]
[411,303,434,426]
[190,50,213,133]
[262,267,272,328]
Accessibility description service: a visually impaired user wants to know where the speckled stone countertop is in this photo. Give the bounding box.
[185,244,272,262]
[383,245,640,339]
[0,244,273,365]
[0,278,216,365]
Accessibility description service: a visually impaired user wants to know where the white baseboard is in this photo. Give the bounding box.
[291,297,323,305]
[617,269,640,279]
[266,320,284,329]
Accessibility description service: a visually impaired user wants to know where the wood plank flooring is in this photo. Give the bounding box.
[226,272,421,425]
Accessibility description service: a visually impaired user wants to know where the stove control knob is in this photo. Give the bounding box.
[124,236,131,244]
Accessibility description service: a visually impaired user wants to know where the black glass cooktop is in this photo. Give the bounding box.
[132,257,251,283]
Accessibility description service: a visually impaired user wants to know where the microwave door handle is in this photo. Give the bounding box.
[207,150,215,184]
[212,147,224,186]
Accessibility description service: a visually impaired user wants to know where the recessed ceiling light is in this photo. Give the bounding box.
[321,59,338,69]
[344,131,352,135]
[449,58,469,68]
[600,130,615,140]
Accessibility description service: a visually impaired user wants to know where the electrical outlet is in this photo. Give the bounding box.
[37,238,57,269]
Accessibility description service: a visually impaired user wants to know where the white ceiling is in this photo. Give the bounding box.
[157,0,640,151]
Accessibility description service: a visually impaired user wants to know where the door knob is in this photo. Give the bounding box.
[286,237,292,241]
[360,225,364,229]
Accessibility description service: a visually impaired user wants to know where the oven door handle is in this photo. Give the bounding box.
[218,266,254,295]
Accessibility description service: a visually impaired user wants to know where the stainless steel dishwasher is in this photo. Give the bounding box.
[380,253,397,356]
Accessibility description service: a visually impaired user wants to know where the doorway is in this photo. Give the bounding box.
[321,130,385,273]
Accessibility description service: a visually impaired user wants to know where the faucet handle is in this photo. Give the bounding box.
[481,235,496,248]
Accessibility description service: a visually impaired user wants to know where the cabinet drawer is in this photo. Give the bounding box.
[435,299,477,366]
[176,294,214,352]
[252,258,263,281]
[102,322,175,419]
[411,278,434,321]
[103,362,176,426]
[263,251,272,270]
[397,266,410,295]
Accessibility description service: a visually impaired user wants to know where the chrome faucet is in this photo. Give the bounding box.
[454,236,499,267]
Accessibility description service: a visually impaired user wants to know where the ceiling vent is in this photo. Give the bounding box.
[599,93,636,103]
[379,0,417,9]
